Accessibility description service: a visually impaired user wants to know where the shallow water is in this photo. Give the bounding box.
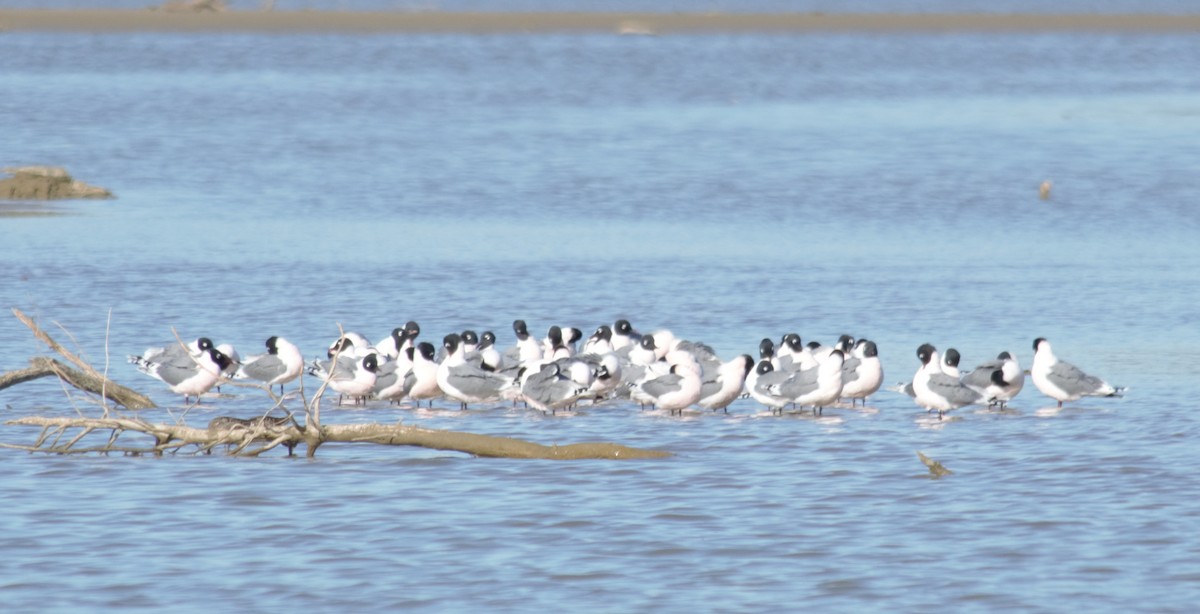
[2,28,1200,611]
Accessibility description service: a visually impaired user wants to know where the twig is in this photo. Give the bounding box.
[13,308,100,378]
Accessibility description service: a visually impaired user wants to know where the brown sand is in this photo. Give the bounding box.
[1,10,1199,34]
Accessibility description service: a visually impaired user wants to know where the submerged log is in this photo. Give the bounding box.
[5,415,672,460]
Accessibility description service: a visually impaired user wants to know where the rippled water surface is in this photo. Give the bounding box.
[2,26,1200,611]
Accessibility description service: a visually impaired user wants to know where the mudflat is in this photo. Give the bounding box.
[2,10,1199,34]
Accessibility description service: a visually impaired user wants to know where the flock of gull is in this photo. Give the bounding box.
[127,319,1124,418]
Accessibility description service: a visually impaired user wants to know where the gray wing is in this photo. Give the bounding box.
[841,357,862,383]
[240,354,286,383]
[640,373,683,398]
[753,368,793,394]
[698,376,723,399]
[525,378,580,406]
[927,373,982,405]
[778,366,819,398]
[152,361,202,387]
[446,366,509,396]
[1048,361,1108,396]
[320,356,360,383]
[373,368,399,393]
[401,369,418,394]
[962,359,1004,389]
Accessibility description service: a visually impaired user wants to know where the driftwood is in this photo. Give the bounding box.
[0,356,156,410]
[917,451,952,478]
[3,416,671,460]
[1,308,670,460]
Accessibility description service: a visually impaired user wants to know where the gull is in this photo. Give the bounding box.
[403,342,442,407]
[128,336,213,368]
[889,345,961,397]
[374,326,410,360]
[519,362,590,415]
[235,336,304,394]
[1031,338,1123,407]
[962,351,1024,408]
[779,350,845,415]
[611,318,642,350]
[746,359,793,415]
[542,326,571,360]
[912,343,985,419]
[840,339,883,406]
[504,319,543,367]
[437,333,511,410]
[308,353,380,405]
[632,351,702,416]
[372,348,414,403]
[697,354,754,413]
[477,331,503,372]
[133,347,232,403]
[460,330,481,354]
[581,325,615,355]
[581,352,622,401]
[215,342,240,389]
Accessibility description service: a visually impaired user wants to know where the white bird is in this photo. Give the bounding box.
[746,359,793,414]
[1031,338,1122,407]
[841,339,883,406]
[504,319,543,367]
[582,325,615,355]
[326,331,374,359]
[889,345,960,398]
[133,347,232,403]
[215,342,240,389]
[542,326,571,360]
[632,351,702,416]
[912,343,984,418]
[611,318,642,350]
[235,336,304,394]
[582,352,622,401]
[437,333,511,409]
[128,336,213,368]
[476,331,503,372]
[403,342,442,407]
[697,354,754,413]
[519,362,590,415]
[961,351,1024,408]
[372,347,414,402]
[374,326,409,360]
[309,353,380,405]
[780,350,845,415]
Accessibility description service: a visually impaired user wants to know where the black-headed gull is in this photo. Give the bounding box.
[1031,338,1122,407]
[697,354,754,413]
[437,333,511,410]
[780,350,845,415]
[235,336,303,394]
[912,343,985,419]
[840,339,883,407]
[134,347,232,403]
[961,351,1024,408]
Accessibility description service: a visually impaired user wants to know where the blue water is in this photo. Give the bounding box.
[5,0,1200,14]
[3,27,1200,611]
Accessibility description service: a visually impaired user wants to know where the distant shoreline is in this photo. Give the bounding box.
[2,10,1200,34]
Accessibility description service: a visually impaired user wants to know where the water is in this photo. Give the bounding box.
[3,26,1200,611]
[5,0,1200,14]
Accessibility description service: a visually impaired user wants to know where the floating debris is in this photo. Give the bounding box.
[917,451,952,477]
[1039,179,1052,200]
